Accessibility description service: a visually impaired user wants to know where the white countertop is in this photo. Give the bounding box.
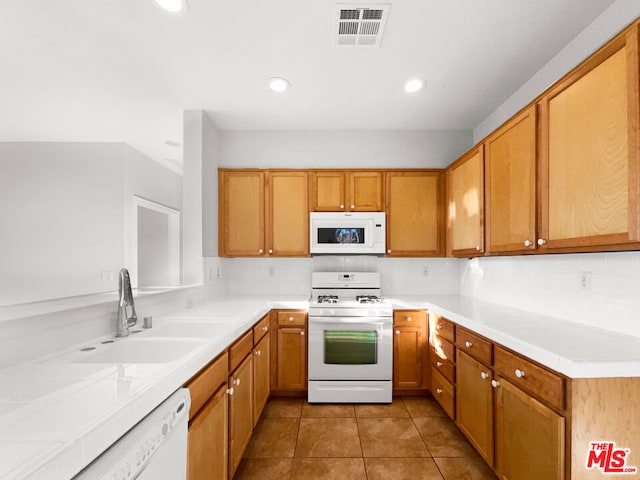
[1,294,639,479]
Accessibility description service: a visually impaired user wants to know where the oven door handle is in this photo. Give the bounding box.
[309,317,390,324]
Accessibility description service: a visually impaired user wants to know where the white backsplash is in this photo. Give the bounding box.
[460,252,640,337]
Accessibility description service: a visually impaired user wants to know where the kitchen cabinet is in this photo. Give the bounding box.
[271,310,307,393]
[218,169,309,257]
[429,314,456,418]
[252,316,270,427]
[228,352,253,478]
[485,106,537,253]
[385,171,444,256]
[393,310,428,390]
[310,170,383,212]
[185,352,229,480]
[448,146,485,256]
[537,24,640,251]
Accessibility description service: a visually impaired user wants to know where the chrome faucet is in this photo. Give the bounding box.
[116,268,137,337]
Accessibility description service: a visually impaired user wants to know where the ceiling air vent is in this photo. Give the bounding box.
[335,4,390,47]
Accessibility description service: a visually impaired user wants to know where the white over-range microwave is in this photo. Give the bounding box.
[309,212,386,255]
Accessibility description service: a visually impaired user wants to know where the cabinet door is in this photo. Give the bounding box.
[393,326,423,389]
[456,350,493,466]
[448,146,485,256]
[276,326,307,390]
[252,332,270,427]
[219,170,265,256]
[485,106,537,253]
[348,171,383,211]
[228,354,253,477]
[267,171,309,256]
[310,171,346,211]
[538,27,640,249]
[386,171,444,256]
[496,377,565,480]
[188,383,228,480]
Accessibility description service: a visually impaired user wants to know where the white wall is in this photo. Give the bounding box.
[202,113,220,257]
[473,0,640,143]
[219,130,471,169]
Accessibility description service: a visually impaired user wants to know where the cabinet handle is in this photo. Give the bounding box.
[515,369,525,378]
[436,324,443,330]
[524,239,532,247]
[300,331,305,336]
[227,387,234,395]
[475,245,481,251]
[340,204,344,209]
[465,341,473,348]
[268,249,273,254]
[436,361,443,367]
[258,249,264,254]
[436,388,443,395]
[395,330,400,335]
[491,380,500,388]
[537,238,547,246]
[480,372,489,380]
[350,204,355,209]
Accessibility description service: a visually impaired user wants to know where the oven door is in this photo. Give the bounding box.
[308,316,392,380]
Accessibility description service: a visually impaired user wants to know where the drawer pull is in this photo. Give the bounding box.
[480,372,489,380]
[436,388,443,395]
[227,387,234,395]
[515,369,525,378]
[491,380,500,388]
[436,324,443,330]
[465,341,473,348]
[436,361,443,367]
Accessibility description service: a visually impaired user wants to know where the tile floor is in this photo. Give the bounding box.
[234,396,498,480]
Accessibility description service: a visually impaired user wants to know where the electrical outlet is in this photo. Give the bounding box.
[216,266,222,278]
[579,271,591,291]
[422,266,430,277]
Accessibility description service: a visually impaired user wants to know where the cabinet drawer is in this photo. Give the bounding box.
[431,337,455,364]
[393,310,426,326]
[429,314,454,343]
[185,351,228,420]
[253,314,270,345]
[494,346,565,412]
[456,328,492,365]
[229,330,253,372]
[432,368,455,419]
[431,349,455,384]
[277,311,306,326]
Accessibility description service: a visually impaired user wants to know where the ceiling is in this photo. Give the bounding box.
[0,0,616,167]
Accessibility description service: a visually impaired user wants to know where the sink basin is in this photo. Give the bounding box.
[71,338,205,364]
[144,322,222,339]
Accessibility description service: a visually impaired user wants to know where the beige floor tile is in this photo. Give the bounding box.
[401,395,448,418]
[413,416,477,457]
[302,403,355,417]
[233,457,293,480]
[365,457,444,480]
[358,417,429,458]
[434,456,497,480]
[261,397,304,418]
[354,400,410,417]
[291,458,367,480]
[295,417,362,457]
[244,417,299,458]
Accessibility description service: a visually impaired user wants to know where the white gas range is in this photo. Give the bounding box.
[308,272,393,403]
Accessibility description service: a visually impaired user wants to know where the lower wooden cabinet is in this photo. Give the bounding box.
[393,310,428,390]
[271,310,307,392]
[187,384,228,480]
[456,350,494,466]
[228,354,253,477]
[495,377,565,480]
[253,331,270,426]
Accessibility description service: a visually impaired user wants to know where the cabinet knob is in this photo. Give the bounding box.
[465,341,473,348]
[436,324,443,330]
[406,317,412,322]
[233,378,241,386]
[491,380,500,388]
[475,245,481,251]
[263,326,268,332]
[340,204,344,209]
[537,238,547,246]
[255,350,261,356]
[227,387,234,395]
[395,330,400,335]
[436,361,443,367]
[515,369,525,378]
[268,249,273,254]
[436,388,443,395]
[387,249,391,253]
[300,331,305,336]
[258,249,264,254]
[524,239,532,247]
[480,372,489,380]
[289,316,294,321]
[350,204,355,209]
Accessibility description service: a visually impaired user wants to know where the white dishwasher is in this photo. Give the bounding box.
[73,388,190,480]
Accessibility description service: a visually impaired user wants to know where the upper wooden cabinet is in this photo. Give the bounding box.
[310,170,383,212]
[538,24,640,250]
[219,169,309,257]
[386,171,444,256]
[448,146,485,256]
[485,106,537,254]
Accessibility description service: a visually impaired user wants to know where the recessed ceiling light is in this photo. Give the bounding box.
[153,0,188,14]
[268,77,291,93]
[404,77,426,93]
